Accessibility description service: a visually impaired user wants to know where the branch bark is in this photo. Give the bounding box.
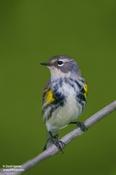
[0,100,116,175]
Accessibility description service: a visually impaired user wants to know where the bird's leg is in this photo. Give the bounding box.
[43,137,51,151]
[49,131,65,152]
[43,132,58,151]
[70,121,88,132]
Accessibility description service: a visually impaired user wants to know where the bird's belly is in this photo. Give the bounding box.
[46,95,82,132]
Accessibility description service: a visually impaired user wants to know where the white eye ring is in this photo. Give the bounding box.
[57,60,64,66]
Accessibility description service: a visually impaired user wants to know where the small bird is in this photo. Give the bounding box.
[40,55,88,151]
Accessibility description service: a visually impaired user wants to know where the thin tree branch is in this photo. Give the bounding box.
[0,100,116,175]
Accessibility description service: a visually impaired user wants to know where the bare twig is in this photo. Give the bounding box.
[0,100,116,175]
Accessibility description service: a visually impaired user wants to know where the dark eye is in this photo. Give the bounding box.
[57,60,64,66]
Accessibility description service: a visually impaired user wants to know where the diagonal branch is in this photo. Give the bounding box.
[0,100,116,175]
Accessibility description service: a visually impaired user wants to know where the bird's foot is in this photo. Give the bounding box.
[49,132,65,152]
[76,121,88,132]
[52,139,65,152]
[70,121,88,132]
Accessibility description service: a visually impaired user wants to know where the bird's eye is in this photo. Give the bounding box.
[57,60,64,66]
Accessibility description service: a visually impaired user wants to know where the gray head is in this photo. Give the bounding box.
[40,55,81,80]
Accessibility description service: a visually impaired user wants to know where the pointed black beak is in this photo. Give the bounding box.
[40,62,50,66]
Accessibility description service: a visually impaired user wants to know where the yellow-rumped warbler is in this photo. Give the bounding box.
[40,55,88,150]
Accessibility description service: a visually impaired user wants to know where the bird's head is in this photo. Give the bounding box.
[40,55,81,80]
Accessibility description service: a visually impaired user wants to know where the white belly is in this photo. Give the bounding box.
[46,92,82,132]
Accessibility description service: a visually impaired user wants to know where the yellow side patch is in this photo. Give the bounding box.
[84,83,88,97]
[45,90,55,104]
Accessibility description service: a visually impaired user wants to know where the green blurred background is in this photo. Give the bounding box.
[0,0,116,175]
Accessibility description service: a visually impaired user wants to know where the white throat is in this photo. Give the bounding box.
[49,67,71,80]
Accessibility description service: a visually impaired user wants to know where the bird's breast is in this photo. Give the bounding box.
[46,81,82,132]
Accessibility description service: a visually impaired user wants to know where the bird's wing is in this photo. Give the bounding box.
[83,82,88,98]
[76,79,88,109]
[42,81,65,120]
[42,81,55,105]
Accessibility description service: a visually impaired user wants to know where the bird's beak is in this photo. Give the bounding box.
[40,62,50,66]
